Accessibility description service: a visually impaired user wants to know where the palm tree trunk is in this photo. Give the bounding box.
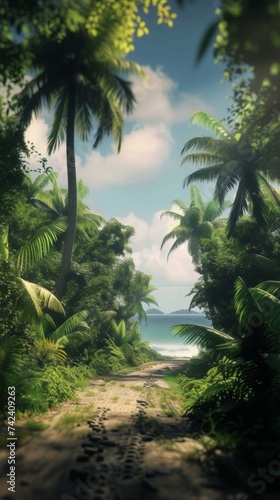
[56,84,77,299]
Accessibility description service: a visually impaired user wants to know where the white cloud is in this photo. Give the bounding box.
[25,117,79,186]
[128,66,213,124]
[117,210,198,285]
[23,66,211,189]
[78,124,173,188]
[117,210,199,312]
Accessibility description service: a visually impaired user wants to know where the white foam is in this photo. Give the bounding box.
[150,343,199,358]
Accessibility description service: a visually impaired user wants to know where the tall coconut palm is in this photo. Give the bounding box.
[16,172,105,271]
[17,27,144,297]
[182,111,279,236]
[161,185,230,265]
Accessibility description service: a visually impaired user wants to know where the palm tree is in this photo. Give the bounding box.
[17,26,144,297]
[107,319,149,365]
[36,173,105,242]
[131,271,158,324]
[16,172,105,271]
[44,309,90,347]
[161,185,230,264]
[181,111,279,236]
[172,276,280,429]
[0,224,65,338]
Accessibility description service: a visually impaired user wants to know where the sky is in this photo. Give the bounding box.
[25,0,233,313]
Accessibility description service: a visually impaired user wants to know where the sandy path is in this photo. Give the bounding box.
[0,359,239,500]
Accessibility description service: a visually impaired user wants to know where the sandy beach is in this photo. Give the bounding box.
[0,359,244,500]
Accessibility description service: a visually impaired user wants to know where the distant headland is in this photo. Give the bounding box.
[146,308,202,315]
[146,308,165,314]
[169,308,202,315]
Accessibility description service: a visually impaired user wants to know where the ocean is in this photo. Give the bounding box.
[140,314,212,358]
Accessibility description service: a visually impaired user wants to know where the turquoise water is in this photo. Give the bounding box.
[140,314,212,358]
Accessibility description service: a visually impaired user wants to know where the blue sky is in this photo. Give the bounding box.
[26,0,233,313]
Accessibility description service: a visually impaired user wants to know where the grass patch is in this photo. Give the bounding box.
[131,386,142,392]
[55,404,94,434]
[82,390,95,397]
[163,375,185,406]
[74,379,89,390]
[111,396,119,403]
[22,419,49,432]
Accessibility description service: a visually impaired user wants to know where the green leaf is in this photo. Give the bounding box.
[172,323,233,350]
[17,278,65,327]
[196,21,218,64]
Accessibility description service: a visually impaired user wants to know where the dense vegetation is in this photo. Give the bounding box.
[159,0,280,472]
[0,0,175,421]
[1,0,280,489]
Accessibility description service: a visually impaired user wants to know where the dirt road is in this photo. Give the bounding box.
[0,359,239,500]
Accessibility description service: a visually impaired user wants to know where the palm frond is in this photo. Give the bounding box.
[28,173,52,197]
[55,331,91,347]
[120,342,135,364]
[226,179,248,237]
[161,230,189,258]
[198,221,215,238]
[16,217,67,270]
[17,278,65,326]
[245,170,270,226]
[196,21,218,63]
[190,111,232,140]
[110,75,136,115]
[50,310,89,343]
[255,280,280,296]
[183,164,224,188]
[250,287,280,332]
[213,161,240,204]
[203,198,231,221]
[0,224,9,261]
[77,179,90,200]
[189,185,204,211]
[47,87,68,154]
[74,81,95,142]
[34,338,67,364]
[172,323,233,350]
[234,277,263,333]
[182,136,233,157]
[107,339,126,360]
[29,197,61,216]
[48,171,65,214]
[182,152,223,166]
[160,210,183,222]
[17,72,56,127]
[257,173,280,207]
[111,59,146,79]
[187,236,201,264]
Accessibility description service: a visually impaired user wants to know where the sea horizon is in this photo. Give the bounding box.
[140,313,212,359]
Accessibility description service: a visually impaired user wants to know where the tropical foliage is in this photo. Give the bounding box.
[16,172,104,271]
[181,111,279,236]
[0,161,161,421]
[2,0,280,480]
[172,275,280,461]
[161,184,230,264]
[16,25,145,298]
